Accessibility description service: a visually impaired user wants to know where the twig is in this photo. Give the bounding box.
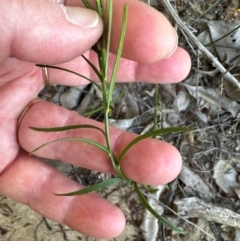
[161,0,240,89]
[175,197,240,229]
[34,218,45,241]
[143,191,214,239]
[209,222,224,241]
[159,197,214,239]
[7,229,16,241]
[58,224,68,241]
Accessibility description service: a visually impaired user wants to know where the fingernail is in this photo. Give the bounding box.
[164,27,178,59]
[62,6,100,28]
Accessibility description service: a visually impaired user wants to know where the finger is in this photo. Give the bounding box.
[0,0,103,63]
[45,46,191,86]
[0,46,190,91]
[0,151,125,239]
[0,59,44,172]
[18,101,182,185]
[66,0,178,61]
[2,0,177,65]
[110,0,178,62]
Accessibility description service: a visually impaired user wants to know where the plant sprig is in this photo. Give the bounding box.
[32,0,189,235]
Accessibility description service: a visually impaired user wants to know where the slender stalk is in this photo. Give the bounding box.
[154,85,159,131]
[190,0,221,25]
[205,24,240,47]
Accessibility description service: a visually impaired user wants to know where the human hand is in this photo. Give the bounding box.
[0,0,191,239]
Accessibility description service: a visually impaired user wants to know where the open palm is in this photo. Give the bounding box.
[0,0,190,238]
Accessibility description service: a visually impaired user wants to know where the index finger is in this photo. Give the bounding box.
[67,0,178,62]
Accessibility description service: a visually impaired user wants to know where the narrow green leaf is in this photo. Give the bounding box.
[91,45,101,55]
[103,0,112,79]
[154,85,160,131]
[190,0,221,25]
[30,137,110,155]
[29,124,105,135]
[95,0,103,16]
[54,177,122,196]
[143,185,159,193]
[134,183,187,234]
[81,55,103,81]
[82,105,104,117]
[81,0,94,9]
[108,5,128,108]
[118,127,191,164]
[205,24,240,47]
[35,64,102,91]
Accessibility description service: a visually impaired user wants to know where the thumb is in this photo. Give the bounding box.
[0,0,103,64]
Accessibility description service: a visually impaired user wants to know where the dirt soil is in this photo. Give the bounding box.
[2,0,240,240]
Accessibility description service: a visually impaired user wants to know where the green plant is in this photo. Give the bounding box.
[33,0,189,235]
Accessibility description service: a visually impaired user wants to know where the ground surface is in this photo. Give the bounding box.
[2,0,240,240]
